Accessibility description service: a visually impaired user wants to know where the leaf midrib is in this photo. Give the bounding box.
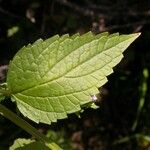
[14,52,122,95]
[12,36,132,94]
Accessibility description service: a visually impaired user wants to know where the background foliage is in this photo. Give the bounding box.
[0,0,150,149]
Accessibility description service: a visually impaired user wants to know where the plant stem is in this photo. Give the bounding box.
[0,104,62,150]
[132,68,149,131]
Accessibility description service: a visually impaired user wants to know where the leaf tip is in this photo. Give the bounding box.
[133,32,141,38]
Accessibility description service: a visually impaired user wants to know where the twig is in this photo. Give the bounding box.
[54,0,108,19]
[105,20,150,31]
[55,0,150,21]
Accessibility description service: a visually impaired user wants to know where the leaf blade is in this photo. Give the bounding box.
[9,138,50,150]
[7,32,140,124]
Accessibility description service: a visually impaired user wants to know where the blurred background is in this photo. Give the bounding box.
[0,0,150,149]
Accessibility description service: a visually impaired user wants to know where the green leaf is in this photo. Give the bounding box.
[9,138,50,150]
[7,32,140,124]
[7,26,19,37]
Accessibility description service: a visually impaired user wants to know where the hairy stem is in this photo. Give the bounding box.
[0,104,62,150]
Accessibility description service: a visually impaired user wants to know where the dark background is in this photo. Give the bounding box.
[0,0,150,149]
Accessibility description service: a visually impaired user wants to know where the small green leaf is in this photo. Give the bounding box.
[7,32,140,124]
[9,138,50,150]
[90,103,99,109]
[7,26,19,37]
